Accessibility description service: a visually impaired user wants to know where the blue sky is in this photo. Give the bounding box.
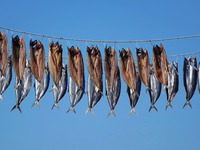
[0,0,200,150]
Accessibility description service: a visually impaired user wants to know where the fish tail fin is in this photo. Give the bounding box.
[165,102,173,110]
[0,94,3,101]
[183,101,192,109]
[11,105,22,113]
[67,107,76,113]
[85,108,94,115]
[149,105,158,112]
[128,107,138,116]
[31,101,40,108]
[51,103,59,110]
[107,110,116,117]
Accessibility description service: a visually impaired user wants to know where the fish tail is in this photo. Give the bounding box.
[67,107,76,113]
[51,103,59,110]
[149,105,158,112]
[31,101,40,108]
[182,101,192,109]
[85,108,94,115]
[11,105,22,113]
[107,109,116,117]
[128,107,138,116]
[0,94,3,101]
[165,102,173,110]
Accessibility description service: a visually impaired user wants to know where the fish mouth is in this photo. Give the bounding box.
[153,45,161,55]
[13,35,20,44]
[136,48,143,56]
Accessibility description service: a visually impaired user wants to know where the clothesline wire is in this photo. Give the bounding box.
[1,26,200,43]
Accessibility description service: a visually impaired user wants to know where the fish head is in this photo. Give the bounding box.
[153,45,161,55]
[119,48,127,61]
[36,40,43,49]
[12,35,20,45]
[0,32,3,42]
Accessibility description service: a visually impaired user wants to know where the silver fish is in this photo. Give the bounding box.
[0,56,12,100]
[51,64,67,110]
[166,62,179,109]
[67,76,85,113]
[148,65,162,112]
[106,68,121,117]
[198,62,200,93]
[11,60,32,113]
[32,62,50,108]
[183,57,197,109]
[86,74,103,114]
[127,73,141,115]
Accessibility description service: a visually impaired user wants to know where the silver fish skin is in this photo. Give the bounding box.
[32,62,50,108]
[86,74,103,114]
[127,73,141,115]
[198,62,200,93]
[148,65,162,112]
[11,60,32,113]
[183,57,197,109]
[0,56,12,100]
[11,77,23,113]
[19,60,32,104]
[67,75,85,113]
[51,64,67,110]
[106,68,121,117]
[166,62,179,109]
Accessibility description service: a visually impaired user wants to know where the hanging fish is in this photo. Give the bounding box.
[152,44,168,88]
[32,62,50,108]
[104,46,121,116]
[12,35,26,84]
[136,48,150,90]
[67,76,85,113]
[127,73,141,115]
[0,56,12,100]
[30,39,45,83]
[48,41,62,86]
[119,48,137,93]
[67,46,85,113]
[51,64,67,110]
[148,64,162,112]
[198,62,200,93]
[183,57,197,109]
[86,46,103,114]
[11,60,32,113]
[68,46,84,92]
[166,62,179,109]
[0,32,8,78]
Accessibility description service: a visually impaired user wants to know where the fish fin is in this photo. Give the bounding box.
[67,107,76,113]
[51,103,59,110]
[149,105,158,112]
[182,101,192,109]
[107,110,116,117]
[165,102,173,110]
[128,107,138,116]
[31,101,40,108]
[85,108,94,115]
[0,94,3,101]
[11,105,22,113]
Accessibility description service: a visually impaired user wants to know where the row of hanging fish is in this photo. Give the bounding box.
[0,32,199,116]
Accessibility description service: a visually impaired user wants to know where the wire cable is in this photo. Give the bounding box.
[1,26,200,43]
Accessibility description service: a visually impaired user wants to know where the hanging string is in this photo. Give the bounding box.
[1,26,200,43]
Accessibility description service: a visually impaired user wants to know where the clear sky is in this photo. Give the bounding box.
[0,0,200,150]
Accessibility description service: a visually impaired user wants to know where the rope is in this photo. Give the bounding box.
[1,26,200,43]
